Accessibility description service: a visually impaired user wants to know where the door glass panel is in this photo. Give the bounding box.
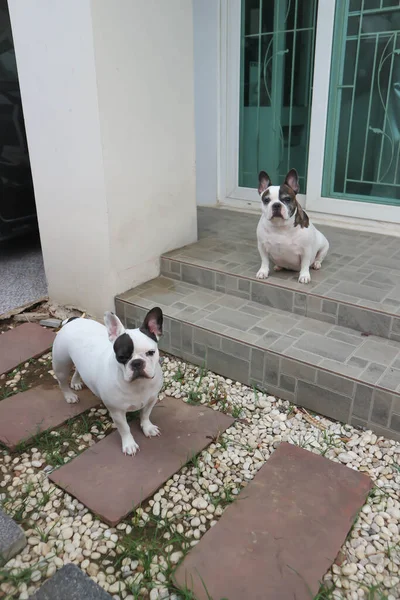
[323,1,400,205]
[239,0,318,190]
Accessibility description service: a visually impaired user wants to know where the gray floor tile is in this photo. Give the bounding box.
[293,333,354,363]
[258,313,300,334]
[354,341,399,364]
[0,233,47,316]
[361,363,387,385]
[376,367,400,392]
[162,208,400,325]
[207,307,259,332]
[297,380,351,422]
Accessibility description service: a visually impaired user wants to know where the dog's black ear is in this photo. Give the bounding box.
[141,307,163,341]
[294,201,309,229]
[284,169,300,195]
[258,171,271,195]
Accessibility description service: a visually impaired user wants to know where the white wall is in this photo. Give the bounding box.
[193,0,219,206]
[91,0,197,293]
[8,0,197,316]
[7,0,111,315]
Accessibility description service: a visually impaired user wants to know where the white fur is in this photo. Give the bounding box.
[257,185,329,284]
[52,314,163,456]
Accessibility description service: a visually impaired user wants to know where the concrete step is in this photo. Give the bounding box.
[116,276,400,441]
[160,207,400,342]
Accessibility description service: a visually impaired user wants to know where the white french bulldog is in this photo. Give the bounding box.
[256,168,329,284]
[52,307,163,456]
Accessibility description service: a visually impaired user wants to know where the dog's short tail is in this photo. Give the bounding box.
[61,316,80,327]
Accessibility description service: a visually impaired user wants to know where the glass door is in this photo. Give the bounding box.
[323,0,400,206]
[239,0,319,191]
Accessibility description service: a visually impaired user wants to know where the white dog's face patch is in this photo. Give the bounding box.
[260,185,293,222]
[258,169,309,229]
[113,329,159,382]
[105,307,163,383]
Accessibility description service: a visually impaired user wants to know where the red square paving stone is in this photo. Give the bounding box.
[0,386,100,449]
[49,397,235,526]
[174,442,373,600]
[0,323,56,376]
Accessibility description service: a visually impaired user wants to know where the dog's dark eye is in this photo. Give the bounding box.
[146,350,155,357]
[281,197,291,204]
[262,195,270,204]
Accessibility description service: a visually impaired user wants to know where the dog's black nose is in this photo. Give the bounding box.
[131,359,144,370]
[272,202,281,210]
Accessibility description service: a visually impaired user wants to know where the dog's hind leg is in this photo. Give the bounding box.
[312,236,329,270]
[52,338,79,404]
[71,369,84,391]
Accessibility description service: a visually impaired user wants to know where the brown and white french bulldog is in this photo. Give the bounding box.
[256,168,329,284]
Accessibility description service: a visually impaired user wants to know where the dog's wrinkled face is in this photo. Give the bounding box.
[104,308,163,383]
[258,168,309,228]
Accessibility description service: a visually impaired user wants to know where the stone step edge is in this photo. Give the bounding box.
[116,298,400,443]
[160,256,400,342]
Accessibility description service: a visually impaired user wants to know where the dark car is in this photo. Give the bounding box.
[0,0,37,242]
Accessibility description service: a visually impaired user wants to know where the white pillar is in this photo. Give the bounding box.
[8,0,197,317]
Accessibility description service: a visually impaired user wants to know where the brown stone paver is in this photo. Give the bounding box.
[50,397,235,526]
[174,442,373,600]
[0,323,56,376]
[0,386,100,449]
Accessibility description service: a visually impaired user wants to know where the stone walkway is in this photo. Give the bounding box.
[0,386,99,449]
[50,398,234,526]
[0,323,55,376]
[174,443,372,600]
[0,322,394,600]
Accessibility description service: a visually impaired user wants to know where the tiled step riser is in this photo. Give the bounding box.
[161,257,400,342]
[117,300,400,442]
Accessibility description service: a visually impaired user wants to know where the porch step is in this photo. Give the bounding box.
[116,275,400,441]
[161,207,400,342]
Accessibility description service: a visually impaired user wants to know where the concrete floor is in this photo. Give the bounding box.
[0,232,47,316]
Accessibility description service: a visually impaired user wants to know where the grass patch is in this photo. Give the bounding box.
[0,476,57,527]
[173,366,185,383]
[231,405,242,418]
[0,355,54,401]
[211,485,236,508]
[314,583,389,599]
[186,365,206,405]
[115,513,190,596]
[11,411,110,467]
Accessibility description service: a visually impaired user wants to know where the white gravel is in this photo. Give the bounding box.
[0,353,399,600]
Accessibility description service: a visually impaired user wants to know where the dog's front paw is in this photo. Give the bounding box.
[298,272,311,284]
[122,435,140,456]
[141,422,161,438]
[256,267,269,279]
[71,382,83,391]
[311,261,322,270]
[64,391,79,404]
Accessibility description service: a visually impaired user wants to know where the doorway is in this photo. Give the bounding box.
[239,0,318,192]
[0,0,47,315]
[219,0,400,226]
[323,0,400,206]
